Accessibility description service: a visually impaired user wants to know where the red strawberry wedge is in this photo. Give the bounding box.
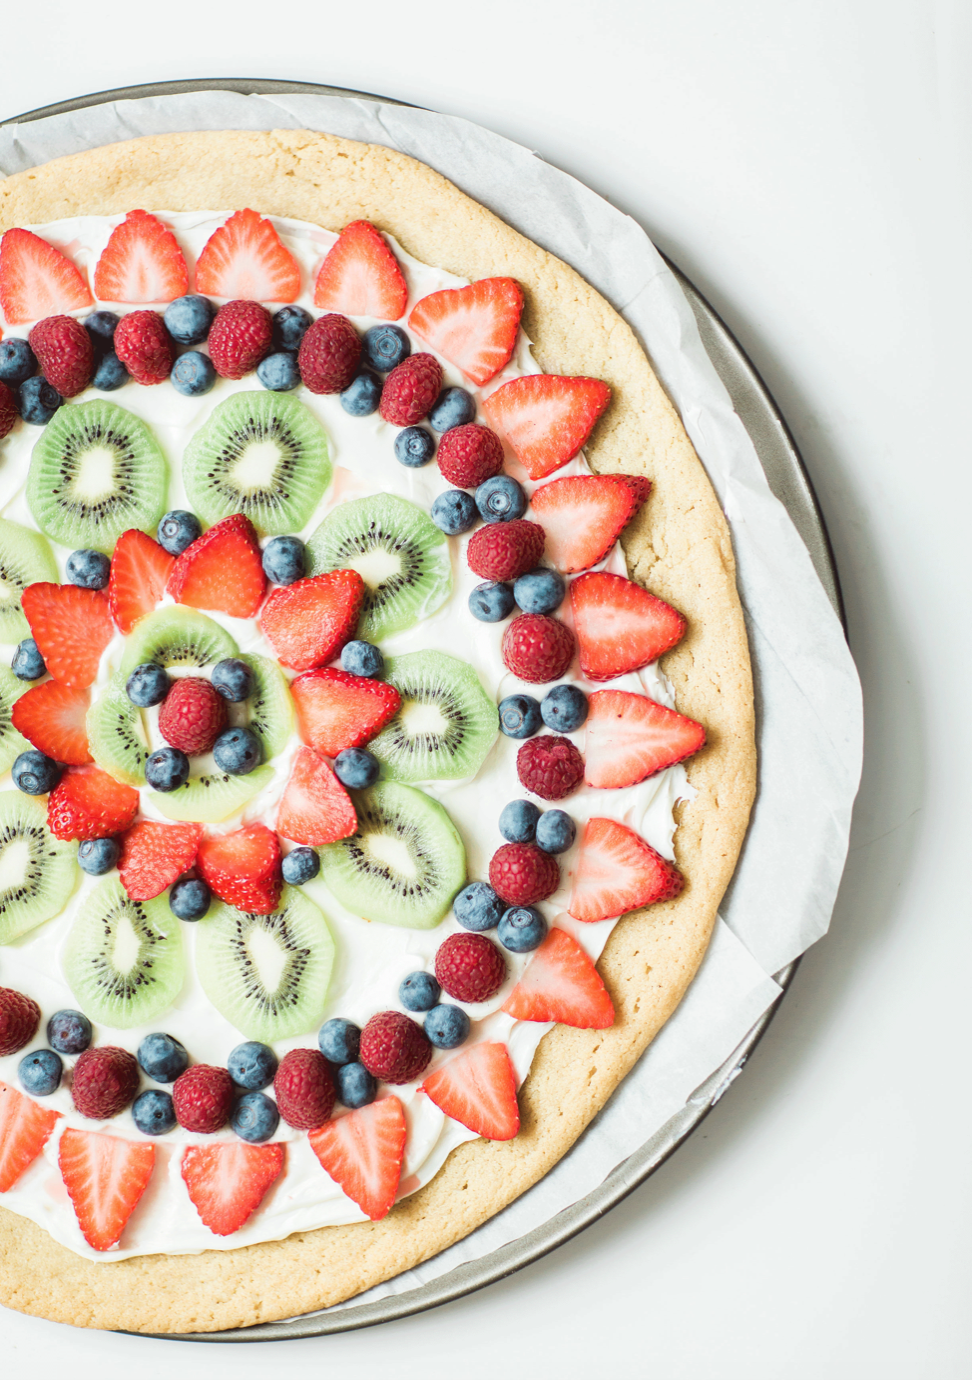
[530,474,651,573]
[502,928,614,1029]
[570,571,686,680]
[277,747,357,847]
[0,1081,60,1192]
[108,529,174,635]
[47,766,140,842]
[59,1128,155,1252]
[482,375,611,480]
[195,209,301,302]
[12,681,91,765]
[420,1042,519,1141]
[308,1096,407,1222]
[409,278,524,386]
[93,210,190,303]
[196,824,282,915]
[584,690,706,788]
[21,583,114,689]
[290,667,401,756]
[260,570,365,672]
[0,228,92,325]
[313,221,408,320]
[167,514,266,619]
[568,817,683,924]
[118,821,203,901]
[181,1141,285,1237]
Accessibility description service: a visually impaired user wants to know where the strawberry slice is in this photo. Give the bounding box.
[584,690,706,788]
[482,374,611,480]
[0,1081,61,1192]
[529,474,650,573]
[181,1141,285,1237]
[21,583,114,689]
[47,765,140,842]
[408,278,524,386]
[420,1042,519,1141]
[11,680,91,765]
[108,528,175,635]
[118,821,203,901]
[195,209,301,303]
[501,928,614,1029]
[167,514,266,619]
[313,221,408,320]
[568,816,683,924]
[308,1096,407,1221]
[92,210,190,304]
[196,823,282,915]
[290,667,401,756]
[260,570,365,672]
[276,747,357,846]
[0,227,92,325]
[58,1128,154,1251]
[570,571,686,680]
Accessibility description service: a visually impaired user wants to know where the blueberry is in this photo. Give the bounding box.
[12,638,45,681]
[169,875,211,921]
[132,1089,177,1136]
[213,727,262,775]
[499,799,540,844]
[319,1018,361,1065]
[363,324,410,373]
[0,337,37,386]
[340,369,382,415]
[18,1049,63,1096]
[228,1041,278,1090]
[394,426,435,467]
[431,489,477,536]
[19,376,61,425]
[281,847,320,885]
[453,880,504,931]
[514,567,566,615]
[47,1009,92,1055]
[77,837,120,876]
[256,350,301,392]
[261,535,306,585]
[137,1031,189,1084]
[469,581,515,623]
[341,640,384,679]
[83,310,120,353]
[429,387,475,433]
[541,684,588,732]
[272,305,312,353]
[476,474,526,523]
[12,750,61,795]
[232,1091,280,1143]
[335,1061,376,1109]
[157,510,202,556]
[535,809,576,855]
[399,971,441,1013]
[333,747,380,790]
[171,349,216,396]
[497,905,547,953]
[163,295,215,346]
[66,548,111,590]
[126,662,171,708]
[498,693,542,739]
[145,746,190,792]
[212,658,253,702]
[424,1004,470,1049]
[91,351,129,391]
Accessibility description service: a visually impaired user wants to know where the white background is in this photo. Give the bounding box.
[1,2,969,1376]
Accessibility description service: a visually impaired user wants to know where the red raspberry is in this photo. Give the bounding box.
[71,1046,140,1120]
[359,1011,432,1085]
[298,313,361,393]
[502,614,575,683]
[172,1064,234,1133]
[0,986,40,1057]
[466,520,544,582]
[114,309,174,384]
[27,315,93,397]
[0,380,17,440]
[273,1048,335,1130]
[436,424,504,488]
[434,932,506,1003]
[379,353,442,425]
[208,299,273,380]
[157,677,228,755]
[488,842,560,906]
[516,734,585,800]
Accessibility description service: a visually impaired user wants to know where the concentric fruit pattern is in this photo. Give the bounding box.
[319,781,465,930]
[243,653,296,759]
[368,650,498,783]
[26,400,168,553]
[86,672,149,786]
[0,667,31,774]
[182,391,332,534]
[149,764,274,825]
[306,492,451,643]
[0,518,59,641]
[0,793,77,944]
[195,886,335,1042]
[119,606,239,677]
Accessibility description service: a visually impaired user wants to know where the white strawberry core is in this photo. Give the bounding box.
[245,925,288,997]
[72,444,116,501]
[0,838,31,891]
[231,440,282,493]
[346,547,400,589]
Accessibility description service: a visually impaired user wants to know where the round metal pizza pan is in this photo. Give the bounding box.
[3,79,844,1341]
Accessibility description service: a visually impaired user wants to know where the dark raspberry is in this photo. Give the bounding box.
[436,424,504,489]
[157,677,228,755]
[172,1064,234,1133]
[359,1011,432,1084]
[27,315,93,397]
[0,986,40,1057]
[298,313,361,393]
[0,380,17,440]
[113,310,174,384]
[208,299,273,379]
[516,734,586,801]
[71,1046,140,1120]
[273,1047,335,1130]
[502,614,575,683]
[488,842,560,906]
[434,932,506,1003]
[466,520,545,582]
[379,353,442,426]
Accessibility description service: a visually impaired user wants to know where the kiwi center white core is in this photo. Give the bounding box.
[364,832,418,879]
[231,441,283,493]
[0,578,16,603]
[112,911,142,977]
[400,700,449,738]
[72,444,117,500]
[348,548,402,590]
[245,925,288,996]
[0,838,31,892]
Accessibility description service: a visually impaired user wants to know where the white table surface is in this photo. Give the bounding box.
[2,2,969,1376]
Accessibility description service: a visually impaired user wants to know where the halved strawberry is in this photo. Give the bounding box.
[420,1042,519,1141]
[0,1081,60,1192]
[11,680,91,765]
[196,823,282,915]
[108,528,175,635]
[194,209,301,302]
[290,667,401,756]
[0,228,92,325]
[408,278,523,386]
[482,374,611,480]
[181,1141,285,1237]
[308,1096,407,1221]
[118,821,203,901]
[529,474,650,573]
[568,816,683,924]
[47,765,140,842]
[501,927,614,1028]
[21,583,114,689]
[277,747,357,846]
[59,1128,154,1251]
[260,570,365,672]
[570,571,686,680]
[584,690,706,788]
[313,221,408,320]
[167,514,266,619]
[92,210,190,304]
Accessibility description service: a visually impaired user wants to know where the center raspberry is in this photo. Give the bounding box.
[157,677,228,755]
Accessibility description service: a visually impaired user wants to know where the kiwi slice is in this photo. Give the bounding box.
[27,399,168,553]
[149,763,273,824]
[183,391,331,535]
[243,653,296,759]
[0,518,59,642]
[306,493,451,642]
[368,650,498,783]
[195,886,335,1041]
[0,667,31,776]
[62,877,184,1028]
[319,781,465,930]
[0,793,77,945]
[120,606,239,677]
[86,673,149,786]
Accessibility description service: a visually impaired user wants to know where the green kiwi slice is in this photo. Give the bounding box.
[368,650,498,783]
[0,667,31,776]
[243,653,296,759]
[182,391,331,535]
[120,606,239,677]
[0,793,77,945]
[149,763,273,824]
[318,781,465,930]
[195,886,335,1041]
[306,493,451,642]
[62,877,184,1028]
[0,518,59,641]
[27,399,168,553]
[86,673,149,786]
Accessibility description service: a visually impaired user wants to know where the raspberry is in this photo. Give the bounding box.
[113,309,175,384]
[0,986,40,1057]
[502,614,575,683]
[488,842,560,906]
[172,1064,234,1133]
[359,1011,432,1084]
[466,521,545,582]
[516,734,586,800]
[273,1048,335,1130]
[298,313,361,393]
[0,380,17,440]
[208,299,273,379]
[436,424,504,488]
[71,1046,140,1120]
[379,353,442,426]
[434,932,506,1003]
[157,677,228,755]
[27,315,93,397]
